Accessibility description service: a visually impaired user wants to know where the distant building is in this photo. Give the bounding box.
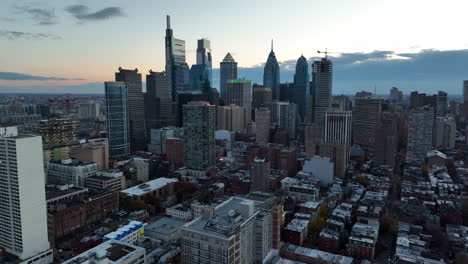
[293,55,309,121]
[226,79,253,123]
[255,107,271,144]
[252,84,272,109]
[115,67,147,152]
[0,125,52,263]
[36,119,77,144]
[220,52,238,98]
[374,112,398,166]
[389,87,403,104]
[251,158,271,192]
[183,101,216,170]
[311,57,332,127]
[148,126,183,154]
[145,70,173,131]
[264,41,280,100]
[433,116,456,149]
[104,81,130,156]
[353,96,382,147]
[407,106,434,162]
[436,90,448,117]
[217,104,245,132]
[79,103,100,120]
[196,38,212,84]
[266,101,297,140]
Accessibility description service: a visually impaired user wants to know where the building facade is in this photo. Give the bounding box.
[226,79,253,124]
[353,96,382,147]
[407,106,434,162]
[263,42,280,101]
[251,158,271,192]
[293,55,309,121]
[104,81,130,156]
[220,52,237,98]
[255,107,271,144]
[311,58,332,127]
[217,105,245,132]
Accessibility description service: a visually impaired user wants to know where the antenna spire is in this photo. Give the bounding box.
[166,15,171,29]
[271,39,273,52]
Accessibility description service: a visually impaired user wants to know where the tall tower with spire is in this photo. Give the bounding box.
[293,55,309,121]
[263,40,280,100]
[220,52,238,98]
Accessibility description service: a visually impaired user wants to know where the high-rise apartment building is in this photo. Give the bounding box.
[115,68,147,152]
[165,15,189,101]
[255,107,271,144]
[436,90,448,117]
[220,53,237,98]
[293,55,309,121]
[104,81,130,156]
[263,41,280,100]
[145,70,173,131]
[79,103,100,120]
[433,116,456,149]
[407,106,434,162]
[196,38,212,84]
[217,105,245,132]
[226,79,253,123]
[353,96,383,147]
[374,112,398,167]
[36,119,77,144]
[0,125,52,263]
[148,126,183,154]
[183,101,216,170]
[266,102,297,140]
[311,58,332,127]
[251,158,271,192]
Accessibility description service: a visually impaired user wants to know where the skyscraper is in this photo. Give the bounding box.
[196,38,212,84]
[183,101,216,170]
[220,52,238,98]
[0,125,52,262]
[251,158,271,192]
[255,107,271,144]
[189,64,209,91]
[353,95,383,148]
[407,106,434,162]
[226,79,253,123]
[145,70,173,131]
[252,84,272,109]
[433,116,456,149]
[436,90,447,117]
[311,58,332,127]
[165,15,189,101]
[263,40,280,100]
[217,105,245,132]
[293,55,309,121]
[115,68,147,152]
[374,112,398,166]
[105,81,130,156]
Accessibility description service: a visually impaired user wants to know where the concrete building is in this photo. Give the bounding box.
[166,138,184,168]
[86,170,125,192]
[389,87,403,104]
[324,110,352,146]
[353,96,382,147]
[36,119,77,144]
[63,239,146,264]
[183,101,216,170]
[433,116,456,149]
[0,125,52,263]
[70,138,109,170]
[148,126,183,154]
[226,79,253,123]
[263,41,280,101]
[374,112,398,167]
[47,159,98,187]
[252,84,272,109]
[104,81,130,156]
[251,158,271,192]
[103,221,146,245]
[255,107,271,144]
[181,197,273,264]
[310,58,332,127]
[267,101,297,140]
[115,67,147,152]
[217,104,245,132]
[407,106,434,162]
[220,52,237,98]
[79,103,100,120]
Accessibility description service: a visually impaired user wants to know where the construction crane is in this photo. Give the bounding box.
[317,48,339,58]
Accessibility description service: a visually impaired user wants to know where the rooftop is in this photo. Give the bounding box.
[120,178,178,197]
[63,240,145,264]
[145,217,186,236]
[283,244,353,264]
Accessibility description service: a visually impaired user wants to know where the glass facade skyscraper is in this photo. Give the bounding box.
[220,52,237,99]
[189,64,209,92]
[105,81,130,156]
[293,55,309,121]
[263,41,280,100]
[196,38,212,85]
[311,58,332,128]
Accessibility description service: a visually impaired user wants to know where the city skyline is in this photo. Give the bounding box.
[1,0,468,94]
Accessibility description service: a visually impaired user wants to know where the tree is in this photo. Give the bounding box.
[310,204,328,234]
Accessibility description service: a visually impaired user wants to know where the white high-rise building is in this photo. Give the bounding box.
[324,110,352,145]
[0,125,52,263]
[79,103,100,120]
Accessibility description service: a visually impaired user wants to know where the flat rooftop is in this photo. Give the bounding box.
[145,217,186,236]
[120,177,178,197]
[63,240,145,264]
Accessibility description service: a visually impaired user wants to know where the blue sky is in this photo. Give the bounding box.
[1,0,468,94]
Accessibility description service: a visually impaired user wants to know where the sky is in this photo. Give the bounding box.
[1,0,468,95]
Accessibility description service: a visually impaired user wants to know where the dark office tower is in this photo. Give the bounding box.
[220,53,238,98]
[104,82,130,156]
[252,84,272,109]
[145,71,173,131]
[374,112,398,166]
[165,15,188,102]
[196,39,212,84]
[263,40,280,100]
[311,58,332,128]
[436,91,447,117]
[251,158,271,192]
[293,55,309,121]
[189,64,209,91]
[183,101,216,170]
[115,67,147,152]
[280,83,292,102]
[353,95,383,148]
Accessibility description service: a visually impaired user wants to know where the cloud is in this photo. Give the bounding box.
[0,72,82,81]
[65,5,124,22]
[15,5,57,25]
[211,49,468,95]
[0,30,61,40]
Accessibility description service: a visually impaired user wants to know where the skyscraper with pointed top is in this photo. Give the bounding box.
[263,40,280,100]
[165,15,189,102]
[220,52,238,98]
[293,55,309,121]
